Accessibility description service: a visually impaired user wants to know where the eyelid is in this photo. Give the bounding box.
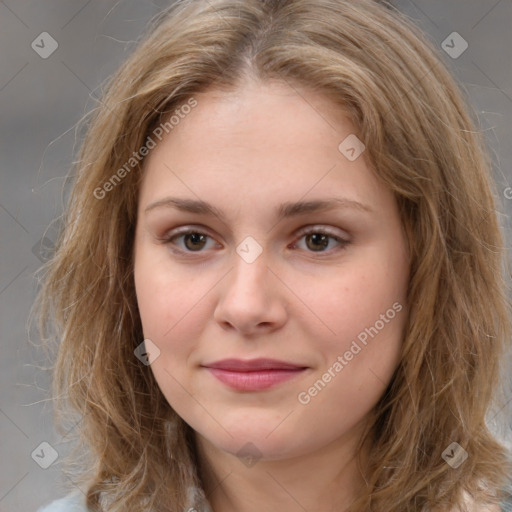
[290,225,351,255]
[163,224,349,239]
[161,224,350,255]
[160,225,221,251]
[294,224,349,240]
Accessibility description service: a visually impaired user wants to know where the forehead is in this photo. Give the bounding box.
[145,79,357,162]
[139,80,389,217]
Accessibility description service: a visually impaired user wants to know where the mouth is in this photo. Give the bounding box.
[201,358,309,391]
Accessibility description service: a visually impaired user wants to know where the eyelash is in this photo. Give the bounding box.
[161,226,350,257]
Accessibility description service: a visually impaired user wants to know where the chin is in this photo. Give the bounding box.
[195,421,310,462]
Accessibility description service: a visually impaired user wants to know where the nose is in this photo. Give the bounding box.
[213,249,288,336]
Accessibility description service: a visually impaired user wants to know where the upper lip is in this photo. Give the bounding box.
[202,358,307,371]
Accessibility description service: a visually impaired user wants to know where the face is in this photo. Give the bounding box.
[133,79,410,461]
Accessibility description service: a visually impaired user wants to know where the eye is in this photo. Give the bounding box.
[292,227,350,254]
[161,226,350,255]
[163,228,220,253]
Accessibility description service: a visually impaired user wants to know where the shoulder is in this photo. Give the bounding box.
[458,489,512,512]
[432,490,512,512]
[37,491,90,512]
[36,486,211,512]
[500,493,512,512]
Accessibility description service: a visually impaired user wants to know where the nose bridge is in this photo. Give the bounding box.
[228,241,270,295]
[213,239,286,333]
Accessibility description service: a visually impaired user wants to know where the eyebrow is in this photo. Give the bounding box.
[144,196,373,222]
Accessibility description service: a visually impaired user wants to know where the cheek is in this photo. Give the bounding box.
[294,256,406,349]
[292,252,407,417]
[134,263,172,341]
[296,304,405,439]
[133,255,201,403]
[134,245,204,340]
[133,247,216,403]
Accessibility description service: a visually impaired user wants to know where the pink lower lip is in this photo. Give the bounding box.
[205,368,307,391]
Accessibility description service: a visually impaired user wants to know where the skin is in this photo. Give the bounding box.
[133,77,410,512]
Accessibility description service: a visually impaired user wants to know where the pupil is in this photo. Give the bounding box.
[185,233,206,250]
[307,233,329,251]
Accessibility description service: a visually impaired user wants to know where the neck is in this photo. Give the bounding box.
[194,424,370,512]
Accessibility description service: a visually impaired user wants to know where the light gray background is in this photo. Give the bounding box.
[1,1,511,511]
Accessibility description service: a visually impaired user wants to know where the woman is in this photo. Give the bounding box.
[37,0,512,510]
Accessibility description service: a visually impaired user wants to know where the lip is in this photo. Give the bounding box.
[202,358,307,371]
[201,359,308,391]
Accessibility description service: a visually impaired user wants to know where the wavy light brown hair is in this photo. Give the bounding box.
[37,0,512,510]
